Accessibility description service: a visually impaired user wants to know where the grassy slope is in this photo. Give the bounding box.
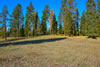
[0,35,100,67]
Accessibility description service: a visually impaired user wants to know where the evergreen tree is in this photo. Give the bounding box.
[36,18,41,35]
[0,27,3,38]
[41,5,50,35]
[33,12,38,36]
[25,2,34,37]
[62,0,77,36]
[10,4,24,37]
[97,0,100,37]
[58,0,66,35]
[75,9,79,36]
[25,15,30,37]
[80,11,86,36]
[52,14,58,34]
[38,22,42,35]
[86,0,97,37]
[19,25,25,37]
[59,0,66,23]
[58,23,63,34]
[0,5,8,40]
[49,9,53,34]
[19,16,25,37]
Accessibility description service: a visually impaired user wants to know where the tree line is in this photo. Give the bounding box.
[0,0,100,40]
[0,2,59,40]
[59,0,100,37]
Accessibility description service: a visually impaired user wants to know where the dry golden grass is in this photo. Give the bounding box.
[0,35,100,67]
[68,36,88,39]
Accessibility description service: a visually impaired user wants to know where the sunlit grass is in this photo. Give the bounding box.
[0,35,100,67]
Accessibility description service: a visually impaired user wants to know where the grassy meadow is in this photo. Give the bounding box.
[0,35,100,67]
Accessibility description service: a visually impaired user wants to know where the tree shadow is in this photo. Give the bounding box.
[88,36,97,39]
[0,38,66,47]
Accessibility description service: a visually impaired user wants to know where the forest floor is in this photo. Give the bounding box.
[0,35,100,67]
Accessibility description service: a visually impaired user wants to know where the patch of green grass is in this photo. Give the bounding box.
[0,35,100,67]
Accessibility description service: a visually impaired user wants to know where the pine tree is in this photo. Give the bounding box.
[58,0,66,35]
[63,6,69,35]
[19,25,25,37]
[64,0,77,36]
[86,0,97,37]
[52,14,58,34]
[49,9,53,34]
[38,22,42,35]
[33,12,38,36]
[37,17,41,35]
[0,27,3,38]
[80,11,86,36]
[25,15,30,37]
[41,5,50,35]
[10,4,24,37]
[25,2,34,37]
[19,16,25,37]
[58,23,63,34]
[59,0,66,22]
[0,5,8,40]
[97,0,100,37]
[75,9,79,36]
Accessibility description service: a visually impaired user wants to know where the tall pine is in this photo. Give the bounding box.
[49,9,53,34]
[33,12,39,36]
[58,23,63,34]
[52,14,58,34]
[75,9,79,36]
[97,0,100,37]
[41,5,50,35]
[25,2,34,37]
[10,4,24,37]
[62,0,77,36]
[0,5,8,40]
[80,11,86,36]
[86,0,97,37]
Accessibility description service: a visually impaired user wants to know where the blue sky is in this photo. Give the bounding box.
[0,0,88,20]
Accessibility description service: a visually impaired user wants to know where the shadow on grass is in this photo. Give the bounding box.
[0,38,66,47]
[88,36,97,39]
